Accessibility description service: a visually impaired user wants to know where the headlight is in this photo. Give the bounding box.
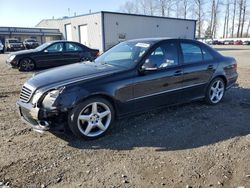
[8,55,16,61]
[42,87,65,109]
[31,91,43,104]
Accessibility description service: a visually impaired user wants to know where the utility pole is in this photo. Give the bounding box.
[68,8,70,17]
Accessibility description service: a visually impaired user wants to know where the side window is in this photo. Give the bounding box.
[181,43,202,64]
[65,43,81,52]
[143,42,179,69]
[46,43,63,52]
[202,47,214,61]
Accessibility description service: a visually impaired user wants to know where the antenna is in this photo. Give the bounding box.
[68,8,70,16]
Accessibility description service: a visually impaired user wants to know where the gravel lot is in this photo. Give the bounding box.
[0,45,250,188]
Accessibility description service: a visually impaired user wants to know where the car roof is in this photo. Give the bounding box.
[49,40,76,43]
[126,38,198,43]
[127,37,173,43]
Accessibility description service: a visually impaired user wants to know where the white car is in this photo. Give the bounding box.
[0,40,4,53]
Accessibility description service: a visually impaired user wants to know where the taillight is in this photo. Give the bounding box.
[96,51,100,56]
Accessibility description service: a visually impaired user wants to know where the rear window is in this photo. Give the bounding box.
[181,43,202,64]
[202,47,214,61]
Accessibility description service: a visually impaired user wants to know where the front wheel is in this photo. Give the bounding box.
[68,97,115,140]
[205,78,225,105]
[19,58,35,71]
[80,56,91,62]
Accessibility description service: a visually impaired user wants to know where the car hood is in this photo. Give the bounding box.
[26,62,124,90]
[10,49,38,55]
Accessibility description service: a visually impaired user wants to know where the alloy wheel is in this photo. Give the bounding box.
[209,79,225,104]
[20,59,35,71]
[77,102,112,137]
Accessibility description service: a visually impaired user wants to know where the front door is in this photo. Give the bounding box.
[131,41,183,111]
[35,42,64,68]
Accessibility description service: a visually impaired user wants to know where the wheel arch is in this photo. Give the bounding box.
[77,93,118,118]
[18,57,36,67]
[212,75,228,87]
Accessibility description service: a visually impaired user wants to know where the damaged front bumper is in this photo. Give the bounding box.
[16,100,59,133]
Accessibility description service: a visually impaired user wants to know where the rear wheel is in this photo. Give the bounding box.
[68,97,115,140]
[19,58,35,71]
[205,78,225,105]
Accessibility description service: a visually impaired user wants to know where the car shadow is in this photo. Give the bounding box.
[53,86,250,151]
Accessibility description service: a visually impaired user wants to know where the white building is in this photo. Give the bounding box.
[37,11,196,52]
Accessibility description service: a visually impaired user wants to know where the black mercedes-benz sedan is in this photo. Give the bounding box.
[16,38,238,140]
[6,40,99,71]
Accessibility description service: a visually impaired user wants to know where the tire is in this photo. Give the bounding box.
[80,57,90,62]
[19,58,35,71]
[205,77,225,105]
[68,97,115,140]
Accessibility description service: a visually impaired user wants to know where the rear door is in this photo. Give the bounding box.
[62,42,82,65]
[132,40,183,111]
[179,40,217,100]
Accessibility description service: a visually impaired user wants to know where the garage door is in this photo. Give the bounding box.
[65,24,72,41]
[79,25,88,46]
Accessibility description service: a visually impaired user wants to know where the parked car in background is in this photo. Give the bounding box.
[243,41,250,45]
[206,40,213,45]
[6,40,99,71]
[0,40,4,53]
[5,38,25,51]
[234,40,243,45]
[212,40,223,45]
[16,38,238,140]
[23,39,39,49]
[223,40,234,45]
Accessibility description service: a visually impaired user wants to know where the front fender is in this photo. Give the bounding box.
[54,86,90,110]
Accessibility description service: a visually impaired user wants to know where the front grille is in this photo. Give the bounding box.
[20,85,33,103]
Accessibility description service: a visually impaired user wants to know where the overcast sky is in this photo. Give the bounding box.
[0,0,127,27]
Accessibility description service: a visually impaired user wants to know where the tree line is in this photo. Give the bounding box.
[119,0,250,38]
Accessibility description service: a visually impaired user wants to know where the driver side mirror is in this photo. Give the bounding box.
[141,59,158,71]
[44,49,48,53]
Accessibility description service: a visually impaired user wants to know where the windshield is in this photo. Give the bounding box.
[26,39,36,42]
[8,39,19,43]
[35,42,52,51]
[95,41,152,68]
